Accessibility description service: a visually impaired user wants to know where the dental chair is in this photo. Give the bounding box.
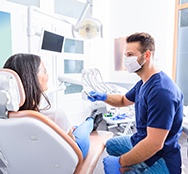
[0,69,113,174]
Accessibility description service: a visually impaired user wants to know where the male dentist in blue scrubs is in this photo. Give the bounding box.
[88,32,183,174]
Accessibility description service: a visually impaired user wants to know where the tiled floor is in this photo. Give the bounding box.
[93,120,188,174]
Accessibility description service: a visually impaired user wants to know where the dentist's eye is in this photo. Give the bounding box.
[125,53,134,57]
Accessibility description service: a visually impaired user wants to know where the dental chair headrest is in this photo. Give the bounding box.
[0,69,25,118]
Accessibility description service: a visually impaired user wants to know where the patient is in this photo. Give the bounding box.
[3,53,103,159]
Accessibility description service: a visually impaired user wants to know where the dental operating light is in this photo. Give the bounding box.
[72,0,103,39]
[29,0,102,40]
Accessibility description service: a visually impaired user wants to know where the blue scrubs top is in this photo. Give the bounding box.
[126,71,183,174]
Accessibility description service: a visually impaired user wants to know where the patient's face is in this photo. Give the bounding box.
[37,61,48,91]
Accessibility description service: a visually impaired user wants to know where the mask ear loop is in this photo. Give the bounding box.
[139,52,147,67]
[140,60,146,67]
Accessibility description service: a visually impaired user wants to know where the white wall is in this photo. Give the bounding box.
[84,0,111,81]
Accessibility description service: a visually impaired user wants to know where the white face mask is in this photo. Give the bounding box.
[124,56,145,73]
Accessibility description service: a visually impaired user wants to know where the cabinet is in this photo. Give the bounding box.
[56,36,90,125]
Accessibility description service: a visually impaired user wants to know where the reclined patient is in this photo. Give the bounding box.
[3,53,103,159]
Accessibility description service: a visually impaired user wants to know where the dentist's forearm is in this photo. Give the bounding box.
[119,127,169,167]
[105,94,133,107]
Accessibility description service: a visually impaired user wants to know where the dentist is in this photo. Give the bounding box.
[88,32,183,174]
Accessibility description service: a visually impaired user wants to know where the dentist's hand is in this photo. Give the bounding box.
[103,156,121,174]
[87,91,107,102]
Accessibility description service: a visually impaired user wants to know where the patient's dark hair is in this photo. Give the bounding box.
[3,53,51,111]
[126,32,155,55]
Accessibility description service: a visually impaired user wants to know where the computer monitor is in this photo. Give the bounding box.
[40,29,64,53]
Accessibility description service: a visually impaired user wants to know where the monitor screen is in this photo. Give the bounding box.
[41,30,64,53]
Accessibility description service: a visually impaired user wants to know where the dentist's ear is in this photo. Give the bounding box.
[145,50,152,60]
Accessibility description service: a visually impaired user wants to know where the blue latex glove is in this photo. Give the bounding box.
[103,156,121,174]
[87,91,107,102]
